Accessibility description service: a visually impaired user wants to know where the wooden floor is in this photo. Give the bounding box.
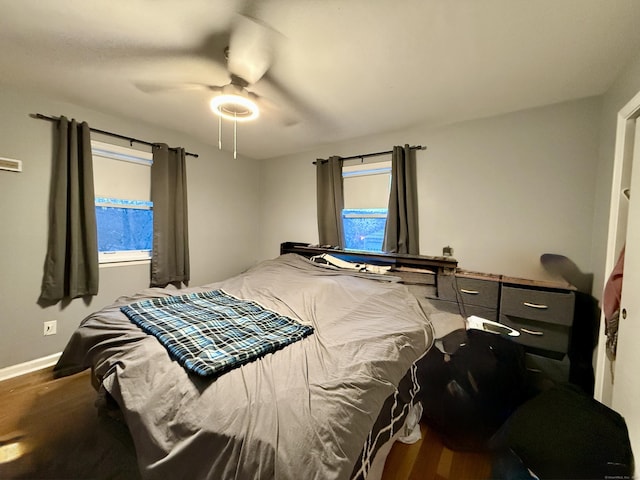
[0,368,492,479]
[382,425,492,480]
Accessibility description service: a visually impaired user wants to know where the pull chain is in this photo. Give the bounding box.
[233,112,237,160]
[217,111,241,159]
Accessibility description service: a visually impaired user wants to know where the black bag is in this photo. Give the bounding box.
[490,382,634,479]
[416,328,527,451]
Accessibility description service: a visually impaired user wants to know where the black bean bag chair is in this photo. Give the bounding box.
[416,328,528,452]
[490,382,634,479]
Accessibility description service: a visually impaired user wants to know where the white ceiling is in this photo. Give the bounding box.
[2,0,640,160]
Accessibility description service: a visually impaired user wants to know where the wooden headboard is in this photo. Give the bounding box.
[280,242,457,276]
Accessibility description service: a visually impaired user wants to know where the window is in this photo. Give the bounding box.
[342,160,391,252]
[91,140,153,264]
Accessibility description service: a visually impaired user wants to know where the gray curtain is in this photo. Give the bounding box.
[151,144,190,287]
[383,145,419,254]
[40,117,98,302]
[316,156,344,247]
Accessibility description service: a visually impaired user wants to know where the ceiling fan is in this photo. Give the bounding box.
[135,10,295,125]
[208,12,274,122]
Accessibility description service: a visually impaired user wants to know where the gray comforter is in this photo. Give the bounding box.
[55,254,434,480]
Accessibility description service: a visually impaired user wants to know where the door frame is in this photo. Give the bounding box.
[594,89,640,402]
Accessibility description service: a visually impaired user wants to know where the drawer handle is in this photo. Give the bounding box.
[460,289,480,295]
[523,302,548,310]
[521,328,544,336]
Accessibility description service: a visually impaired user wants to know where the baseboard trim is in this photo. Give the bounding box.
[0,352,62,382]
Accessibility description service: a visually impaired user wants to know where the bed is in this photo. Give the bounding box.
[54,249,458,479]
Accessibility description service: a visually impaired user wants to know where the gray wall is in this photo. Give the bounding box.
[259,97,602,283]
[0,86,261,370]
[5,68,636,373]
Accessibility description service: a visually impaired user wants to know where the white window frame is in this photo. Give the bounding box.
[92,140,153,266]
[342,211,388,219]
[341,159,392,252]
[342,160,392,179]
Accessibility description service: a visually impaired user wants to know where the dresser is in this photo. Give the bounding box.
[278,243,577,387]
[432,271,576,386]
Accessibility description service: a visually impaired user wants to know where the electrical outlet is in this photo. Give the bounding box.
[44,320,57,336]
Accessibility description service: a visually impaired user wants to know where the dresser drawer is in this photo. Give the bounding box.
[405,283,438,300]
[438,276,500,310]
[428,298,498,322]
[393,270,436,288]
[500,286,574,326]
[525,352,570,392]
[500,314,570,354]
[525,352,570,383]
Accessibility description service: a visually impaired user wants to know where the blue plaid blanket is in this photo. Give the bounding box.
[120,289,314,377]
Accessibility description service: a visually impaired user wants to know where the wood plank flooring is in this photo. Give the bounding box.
[0,368,492,479]
[382,425,493,480]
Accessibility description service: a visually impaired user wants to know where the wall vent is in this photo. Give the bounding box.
[0,157,22,172]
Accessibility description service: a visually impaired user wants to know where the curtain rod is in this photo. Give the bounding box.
[312,145,425,165]
[31,113,199,158]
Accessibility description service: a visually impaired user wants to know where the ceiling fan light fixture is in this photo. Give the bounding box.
[210,94,259,122]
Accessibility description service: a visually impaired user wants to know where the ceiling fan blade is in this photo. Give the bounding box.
[135,82,223,94]
[227,13,277,85]
[250,91,299,127]
[260,72,332,129]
